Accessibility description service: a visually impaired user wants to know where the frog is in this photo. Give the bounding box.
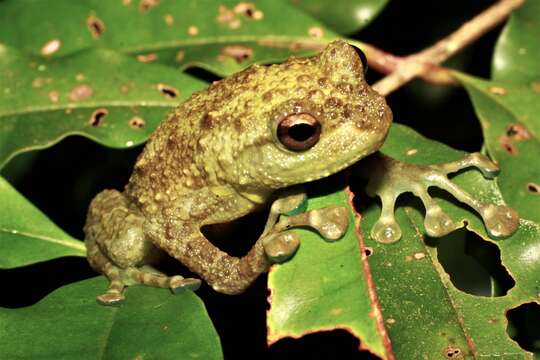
[84,40,519,305]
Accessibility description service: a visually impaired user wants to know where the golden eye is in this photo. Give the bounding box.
[277,113,321,151]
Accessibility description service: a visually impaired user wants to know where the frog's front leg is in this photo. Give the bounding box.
[359,152,519,243]
[153,193,348,295]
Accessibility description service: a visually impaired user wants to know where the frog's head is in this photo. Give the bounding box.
[198,40,392,199]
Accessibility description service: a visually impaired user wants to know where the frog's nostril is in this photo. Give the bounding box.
[350,44,368,74]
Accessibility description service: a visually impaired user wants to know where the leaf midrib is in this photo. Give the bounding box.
[0,226,86,253]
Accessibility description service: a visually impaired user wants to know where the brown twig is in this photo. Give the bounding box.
[355,0,524,96]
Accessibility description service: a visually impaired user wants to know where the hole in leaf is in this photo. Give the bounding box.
[365,247,373,256]
[527,182,539,195]
[88,108,108,127]
[443,346,462,358]
[157,83,179,98]
[87,15,105,38]
[499,135,518,156]
[129,116,145,129]
[505,123,530,140]
[426,229,515,297]
[506,302,540,353]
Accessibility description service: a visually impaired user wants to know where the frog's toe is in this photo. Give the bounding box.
[434,152,500,178]
[371,217,402,244]
[423,205,459,237]
[97,291,126,306]
[480,204,519,239]
[308,206,349,241]
[263,231,300,263]
[170,277,202,294]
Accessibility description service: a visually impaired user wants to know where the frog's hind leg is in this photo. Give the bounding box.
[84,190,200,305]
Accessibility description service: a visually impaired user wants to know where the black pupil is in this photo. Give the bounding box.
[288,123,315,142]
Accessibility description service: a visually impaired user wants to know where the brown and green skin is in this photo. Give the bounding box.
[84,41,391,304]
[85,40,519,305]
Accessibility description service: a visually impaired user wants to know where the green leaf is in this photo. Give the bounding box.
[0,0,340,77]
[289,0,389,35]
[267,190,390,359]
[0,277,223,359]
[0,176,86,268]
[453,0,540,224]
[0,45,206,168]
[454,73,540,223]
[492,0,540,83]
[363,124,539,358]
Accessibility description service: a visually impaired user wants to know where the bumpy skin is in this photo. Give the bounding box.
[84,41,392,302]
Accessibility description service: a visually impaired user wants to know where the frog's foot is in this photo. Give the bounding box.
[364,153,519,244]
[96,265,201,306]
[262,205,349,262]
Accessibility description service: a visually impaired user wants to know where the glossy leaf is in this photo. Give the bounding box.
[492,0,540,83]
[454,73,540,223]
[0,45,206,168]
[454,0,540,224]
[360,124,539,358]
[289,0,389,35]
[267,189,390,358]
[0,176,85,268]
[0,276,222,359]
[0,0,340,77]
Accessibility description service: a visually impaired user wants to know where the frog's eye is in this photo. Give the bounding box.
[277,113,321,151]
[351,45,368,74]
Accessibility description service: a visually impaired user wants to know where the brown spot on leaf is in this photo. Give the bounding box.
[157,83,179,98]
[527,182,540,195]
[413,252,425,260]
[499,135,518,155]
[122,0,132,5]
[218,46,253,63]
[88,108,108,127]
[506,123,531,141]
[87,15,106,38]
[32,77,51,88]
[386,318,396,325]
[488,86,507,96]
[129,116,145,129]
[443,346,462,359]
[120,84,130,93]
[164,14,174,25]
[136,53,158,63]
[187,25,199,36]
[139,0,159,12]
[69,84,93,102]
[40,39,61,56]
[75,73,85,82]
[175,51,185,62]
[531,81,540,93]
[48,90,59,103]
[308,26,324,38]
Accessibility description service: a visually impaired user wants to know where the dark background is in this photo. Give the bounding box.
[2,0,538,358]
